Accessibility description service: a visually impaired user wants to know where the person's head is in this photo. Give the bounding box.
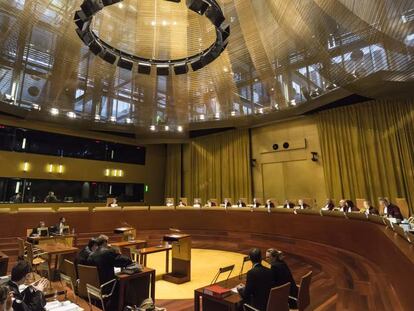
[0,285,9,310]
[248,248,262,264]
[49,191,54,196]
[253,198,257,202]
[298,199,303,205]
[11,260,31,285]
[265,248,283,264]
[96,234,109,248]
[326,198,333,204]
[266,199,271,204]
[284,199,289,204]
[59,217,66,224]
[363,200,371,209]
[379,197,389,207]
[88,238,99,252]
[39,221,45,227]
[339,199,346,207]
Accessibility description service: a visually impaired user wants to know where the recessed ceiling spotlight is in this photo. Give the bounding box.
[254,78,258,82]
[150,125,156,131]
[110,116,116,122]
[231,111,236,116]
[118,3,124,8]
[32,104,40,110]
[165,125,170,131]
[50,108,59,116]
[274,104,279,110]
[215,112,220,119]
[223,67,229,73]
[94,114,100,121]
[270,88,274,91]
[290,99,297,106]
[199,114,205,120]
[67,111,76,119]
[125,118,132,124]
[177,125,183,132]
[151,20,156,26]
[258,108,264,114]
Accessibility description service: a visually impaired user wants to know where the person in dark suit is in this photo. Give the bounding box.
[30,221,46,237]
[237,248,274,311]
[88,235,132,285]
[76,238,98,265]
[236,199,246,207]
[323,199,335,210]
[297,199,310,209]
[53,217,67,235]
[222,199,231,207]
[178,200,186,207]
[363,200,379,215]
[379,198,403,220]
[265,199,275,208]
[0,285,13,311]
[252,198,261,208]
[283,200,294,209]
[343,200,359,212]
[265,248,298,308]
[7,260,47,311]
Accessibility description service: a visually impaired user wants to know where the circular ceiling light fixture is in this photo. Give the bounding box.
[74,0,230,75]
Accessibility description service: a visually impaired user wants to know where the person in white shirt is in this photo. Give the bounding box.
[265,199,275,208]
[322,199,335,210]
[193,199,201,208]
[110,198,119,207]
[338,199,346,211]
[297,199,310,209]
[252,198,261,208]
[236,199,246,207]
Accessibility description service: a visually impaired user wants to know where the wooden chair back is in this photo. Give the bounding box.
[395,198,410,219]
[355,198,365,210]
[266,283,290,311]
[24,241,35,267]
[17,238,26,258]
[61,259,78,281]
[78,264,100,298]
[297,271,312,311]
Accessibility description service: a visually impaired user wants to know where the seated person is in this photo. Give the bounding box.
[76,238,98,265]
[165,199,174,207]
[206,200,216,207]
[54,217,68,235]
[322,199,335,210]
[87,235,132,285]
[7,261,48,311]
[44,191,58,203]
[338,199,346,211]
[265,249,298,308]
[0,285,12,311]
[236,199,246,207]
[30,221,47,236]
[10,192,22,203]
[252,198,261,208]
[283,200,294,209]
[297,199,310,209]
[222,199,231,207]
[237,248,274,311]
[265,199,275,209]
[342,200,359,212]
[110,198,119,207]
[379,198,403,220]
[363,200,379,215]
[177,199,186,207]
[193,199,201,208]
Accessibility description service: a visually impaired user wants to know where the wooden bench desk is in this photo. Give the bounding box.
[138,245,172,273]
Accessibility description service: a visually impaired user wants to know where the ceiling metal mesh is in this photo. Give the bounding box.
[0,0,413,133]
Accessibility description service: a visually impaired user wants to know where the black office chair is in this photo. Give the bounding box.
[239,255,250,279]
[211,264,235,284]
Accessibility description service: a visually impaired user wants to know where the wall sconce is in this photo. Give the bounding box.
[47,164,54,173]
[112,169,118,177]
[104,169,110,177]
[22,162,30,172]
[57,164,64,174]
[311,152,319,162]
[106,169,124,177]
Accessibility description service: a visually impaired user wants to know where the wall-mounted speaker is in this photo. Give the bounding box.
[283,142,290,149]
[272,144,279,150]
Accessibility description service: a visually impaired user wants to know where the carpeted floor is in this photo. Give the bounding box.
[143,248,249,299]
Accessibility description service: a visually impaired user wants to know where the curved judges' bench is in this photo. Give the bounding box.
[0,209,412,310]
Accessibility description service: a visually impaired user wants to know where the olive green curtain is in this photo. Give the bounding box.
[317,98,414,214]
[165,129,252,205]
[189,129,252,204]
[164,144,182,203]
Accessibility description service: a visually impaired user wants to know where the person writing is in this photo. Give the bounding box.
[7,261,48,311]
[265,248,298,308]
[237,248,274,311]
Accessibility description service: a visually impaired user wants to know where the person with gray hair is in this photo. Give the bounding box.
[265,248,298,308]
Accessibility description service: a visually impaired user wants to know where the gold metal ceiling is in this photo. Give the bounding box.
[0,0,413,135]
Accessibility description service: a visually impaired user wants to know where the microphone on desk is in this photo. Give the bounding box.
[169,228,181,233]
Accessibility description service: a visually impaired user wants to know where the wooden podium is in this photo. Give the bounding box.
[162,233,191,284]
[114,227,136,241]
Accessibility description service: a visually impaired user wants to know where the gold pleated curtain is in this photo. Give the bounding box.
[317,98,414,214]
[189,129,252,204]
[164,144,182,203]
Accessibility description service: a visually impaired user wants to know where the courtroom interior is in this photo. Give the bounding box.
[0,0,413,311]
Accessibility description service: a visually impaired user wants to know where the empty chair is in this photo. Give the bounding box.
[211,264,235,284]
[290,271,312,311]
[24,241,51,280]
[244,282,290,311]
[60,259,78,300]
[239,255,250,279]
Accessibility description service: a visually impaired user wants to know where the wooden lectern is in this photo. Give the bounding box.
[114,227,136,241]
[162,233,191,284]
